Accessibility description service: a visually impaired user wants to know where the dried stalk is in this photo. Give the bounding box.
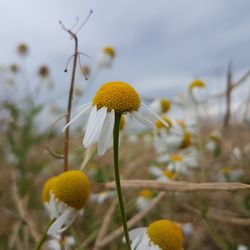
[183,204,250,226]
[103,179,250,192]
[11,172,41,241]
[96,192,165,248]
[93,199,117,250]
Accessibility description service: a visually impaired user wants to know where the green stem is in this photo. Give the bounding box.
[35,219,55,250]
[113,113,131,250]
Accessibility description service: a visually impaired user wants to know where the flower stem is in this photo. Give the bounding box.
[64,31,78,172]
[113,112,131,250]
[35,219,55,250]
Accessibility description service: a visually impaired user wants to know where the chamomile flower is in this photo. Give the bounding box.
[136,189,154,211]
[216,167,244,182]
[42,171,91,236]
[149,165,176,182]
[98,46,116,68]
[188,79,207,104]
[128,219,183,250]
[64,81,169,155]
[153,118,192,154]
[149,98,172,115]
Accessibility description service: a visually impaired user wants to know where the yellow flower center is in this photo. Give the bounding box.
[42,176,58,202]
[147,219,183,250]
[163,170,176,179]
[52,170,91,210]
[189,79,205,91]
[103,47,115,58]
[170,154,182,162]
[222,167,231,175]
[155,115,172,129]
[180,130,191,149]
[139,189,153,198]
[92,82,141,113]
[160,98,171,113]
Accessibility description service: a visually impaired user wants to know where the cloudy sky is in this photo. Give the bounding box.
[1,0,250,105]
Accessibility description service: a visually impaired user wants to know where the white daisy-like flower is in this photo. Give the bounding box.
[128,219,183,250]
[136,189,154,211]
[188,79,208,104]
[149,165,176,182]
[153,117,192,154]
[90,191,116,204]
[216,167,244,182]
[149,98,171,115]
[64,81,169,155]
[47,235,75,250]
[98,47,115,68]
[42,171,90,236]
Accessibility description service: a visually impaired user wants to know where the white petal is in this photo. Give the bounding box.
[83,107,107,147]
[97,110,115,155]
[47,208,76,236]
[129,228,147,241]
[62,103,92,132]
[149,166,163,178]
[141,103,170,128]
[133,112,155,129]
[47,239,61,250]
[137,232,152,250]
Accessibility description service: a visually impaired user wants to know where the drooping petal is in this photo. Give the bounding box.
[97,109,115,155]
[83,107,107,147]
[141,103,170,128]
[62,103,92,132]
[47,208,76,236]
[133,112,155,129]
[129,227,147,241]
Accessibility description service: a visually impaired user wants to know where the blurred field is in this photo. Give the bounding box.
[0,41,250,250]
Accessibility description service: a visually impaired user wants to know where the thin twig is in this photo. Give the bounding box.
[183,204,250,226]
[102,179,250,192]
[11,172,41,241]
[93,199,117,250]
[61,26,79,172]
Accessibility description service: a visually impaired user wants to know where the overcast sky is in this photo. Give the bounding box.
[1,0,250,105]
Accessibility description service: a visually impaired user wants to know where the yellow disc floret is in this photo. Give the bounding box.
[163,170,176,180]
[160,98,171,113]
[103,47,115,58]
[147,219,183,250]
[42,176,58,203]
[139,189,153,198]
[92,81,141,113]
[52,170,91,210]
[170,154,182,162]
[180,130,191,149]
[189,79,205,91]
[155,115,172,129]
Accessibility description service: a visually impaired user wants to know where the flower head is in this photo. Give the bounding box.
[128,219,183,250]
[17,43,29,56]
[188,79,205,91]
[92,82,140,113]
[42,171,91,236]
[150,98,171,115]
[98,46,116,68]
[103,47,115,58]
[63,81,168,155]
[52,170,90,210]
